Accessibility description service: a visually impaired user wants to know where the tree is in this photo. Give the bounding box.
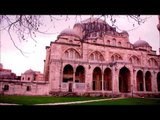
[0,15,151,56]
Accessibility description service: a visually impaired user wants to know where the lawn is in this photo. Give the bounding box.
[0,95,104,105]
[0,95,160,105]
[74,98,160,105]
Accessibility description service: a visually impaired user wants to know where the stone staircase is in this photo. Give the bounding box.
[120,93,133,98]
[49,91,77,97]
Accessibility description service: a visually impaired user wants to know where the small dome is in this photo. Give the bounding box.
[121,30,129,36]
[59,28,80,39]
[133,39,151,48]
[81,17,106,24]
[0,63,3,69]
[24,69,35,74]
[157,24,160,31]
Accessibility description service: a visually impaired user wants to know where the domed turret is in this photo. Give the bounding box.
[24,69,35,74]
[121,30,129,36]
[81,17,106,24]
[133,38,151,48]
[59,28,80,39]
[157,24,160,31]
[0,63,3,69]
[133,39,151,48]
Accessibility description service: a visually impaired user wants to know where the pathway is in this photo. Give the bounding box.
[0,97,125,106]
[34,97,125,106]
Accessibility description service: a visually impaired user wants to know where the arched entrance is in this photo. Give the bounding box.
[75,65,85,83]
[119,66,131,93]
[93,67,102,91]
[63,64,74,82]
[63,64,74,92]
[157,72,160,91]
[136,70,144,91]
[145,71,152,91]
[104,68,112,91]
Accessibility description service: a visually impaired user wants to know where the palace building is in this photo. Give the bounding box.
[0,17,160,97]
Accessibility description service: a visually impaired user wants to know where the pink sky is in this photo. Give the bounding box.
[0,15,159,76]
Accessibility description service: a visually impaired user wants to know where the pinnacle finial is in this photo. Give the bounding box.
[139,37,141,40]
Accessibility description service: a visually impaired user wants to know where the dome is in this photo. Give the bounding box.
[59,28,80,39]
[157,24,160,31]
[121,30,129,36]
[81,17,106,24]
[0,63,3,69]
[133,39,151,48]
[24,69,35,74]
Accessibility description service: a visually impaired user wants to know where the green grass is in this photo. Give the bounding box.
[0,95,104,105]
[74,98,160,105]
[1,95,160,105]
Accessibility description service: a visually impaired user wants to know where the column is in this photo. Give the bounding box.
[102,69,104,96]
[132,69,136,97]
[132,69,137,92]
[59,60,63,92]
[143,70,146,92]
[86,64,92,92]
[112,66,119,94]
[102,65,104,92]
[111,66,114,98]
[73,71,75,92]
[152,71,157,92]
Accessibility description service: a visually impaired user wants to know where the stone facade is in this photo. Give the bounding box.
[44,17,160,97]
[0,80,49,95]
[0,17,160,97]
[0,63,16,79]
[21,69,44,81]
[0,69,48,96]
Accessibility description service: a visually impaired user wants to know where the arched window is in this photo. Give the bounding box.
[119,67,131,92]
[107,40,110,45]
[26,86,31,91]
[148,60,151,66]
[70,49,74,59]
[115,55,119,61]
[145,71,152,91]
[64,48,80,60]
[148,58,158,67]
[104,68,112,91]
[157,72,160,91]
[90,53,94,60]
[65,51,69,58]
[136,70,144,91]
[92,32,96,37]
[63,64,74,83]
[129,58,132,63]
[93,67,102,91]
[111,53,122,62]
[112,38,116,46]
[89,51,104,61]
[75,66,85,83]
[118,41,121,46]
[129,55,140,65]
[3,85,9,91]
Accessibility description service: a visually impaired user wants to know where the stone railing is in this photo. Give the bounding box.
[61,83,68,91]
[74,83,85,90]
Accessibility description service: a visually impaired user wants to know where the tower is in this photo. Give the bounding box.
[157,15,160,54]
